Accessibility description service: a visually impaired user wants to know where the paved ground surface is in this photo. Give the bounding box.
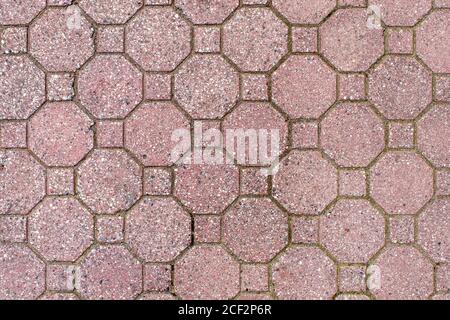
[0,0,449,300]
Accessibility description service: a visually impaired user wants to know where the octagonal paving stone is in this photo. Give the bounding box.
[370,151,433,215]
[175,245,240,300]
[77,149,142,214]
[126,197,191,262]
[29,102,94,167]
[79,245,142,300]
[369,246,433,300]
[0,56,45,120]
[0,244,45,300]
[369,0,431,27]
[175,55,239,119]
[125,102,190,166]
[223,8,288,72]
[126,7,191,72]
[29,197,94,262]
[368,56,432,120]
[417,104,450,168]
[79,0,142,24]
[418,199,450,263]
[29,7,94,72]
[417,11,450,73]
[175,0,239,25]
[320,8,384,72]
[223,198,288,263]
[272,55,336,119]
[319,199,385,263]
[272,0,335,24]
[78,55,142,119]
[272,247,337,300]
[174,163,239,214]
[273,150,337,215]
[0,0,45,25]
[320,103,385,167]
[0,150,45,215]
[222,102,288,166]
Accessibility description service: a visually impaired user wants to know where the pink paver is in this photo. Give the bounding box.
[417,105,450,168]
[291,217,319,244]
[0,0,45,25]
[40,293,79,300]
[1,27,27,54]
[222,102,288,165]
[77,149,142,214]
[175,0,239,24]
[126,197,191,262]
[47,168,75,196]
[125,102,190,166]
[223,8,288,72]
[370,246,433,300]
[79,0,142,24]
[144,264,171,292]
[175,245,240,300]
[29,197,94,262]
[273,247,337,300]
[143,168,172,196]
[370,151,433,215]
[241,265,268,292]
[79,245,142,300]
[126,7,191,72]
[339,266,366,292]
[272,0,335,24]
[417,11,450,73]
[273,150,337,215]
[272,55,336,119]
[0,150,45,215]
[0,216,26,243]
[319,199,385,263]
[320,8,384,72]
[0,244,45,300]
[174,164,239,214]
[369,0,431,26]
[29,102,94,167]
[223,198,288,262]
[0,56,45,120]
[174,55,239,119]
[369,56,432,120]
[78,55,142,119]
[29,7,94,72]
[418,200,450,263]
[0,121,27,148]
[96,216,124,243]
[194,216,221,243]
[321,103,385,167]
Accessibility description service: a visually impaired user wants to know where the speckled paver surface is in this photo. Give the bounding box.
[0,0,449,301]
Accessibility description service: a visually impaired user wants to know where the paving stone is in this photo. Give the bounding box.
[29,102,94,166]
[126,197,191,262]
[319,199,385,263]
[370,151,433,215]
[29,7,94,72]
[0,27,27,54]
[272,55,336,119]
[0,150,46,215]
[241,264,268,292]
[389,215,414,244]
[292,27,318,53]
[96,216,124,243]
[174,164,239,214]
[175,245,240,300]
[125,102,190,166]
[29,197,94,262]
[272,0,336,24]
[79,0,142,24]
[320,8,384,72]
[368,0,431,26]
[223,198,288,262]
[338,169,366,197]
[126,7,190,72]
[175,0,239,24]
[0,121,27,148]
[369,56,432,120]
[370,246,433,300]
[47,168,75,196]
[78,55,142,119]
[0,0,45,24]
[144,264,171,292]
[273,247,337,300]
[0,216,27,243]
[77,149,142,214]
[291,216,319,244]
[223,8,288,72]
[194,215,221,243]
[273,150,337,215]
[0,56,45,120]
[0,244,45,300]
[321,102,385,167]
[174,55,239,119]
[339,266,366,292]
[79,245,142,300]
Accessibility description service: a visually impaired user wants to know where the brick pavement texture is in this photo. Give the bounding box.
[0,0,449,300]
